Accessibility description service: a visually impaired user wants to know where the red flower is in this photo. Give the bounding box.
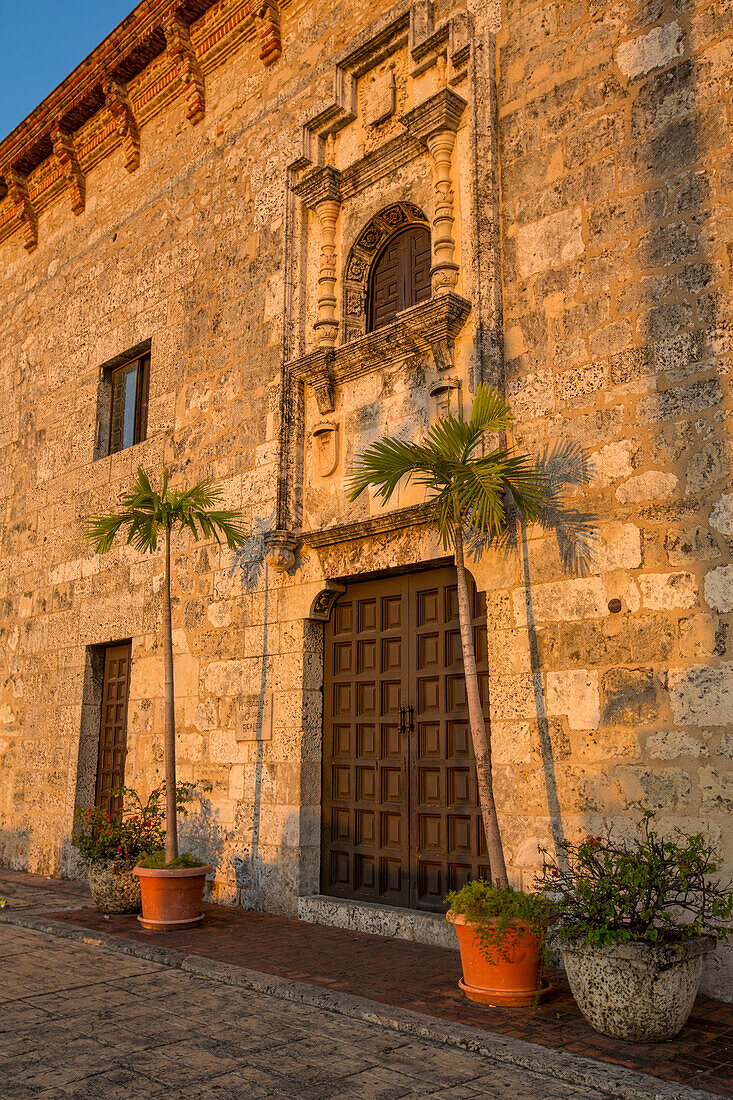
[117,845,122,852]
[551,868,559,877]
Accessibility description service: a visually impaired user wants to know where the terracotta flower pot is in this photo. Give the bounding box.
[133,864,212,930]
[447,910,549,1007]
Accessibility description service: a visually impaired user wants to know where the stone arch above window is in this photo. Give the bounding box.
[343,202,429,343]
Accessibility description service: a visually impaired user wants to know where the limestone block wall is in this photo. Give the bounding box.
[490,0,733,996]
[0,0,730,1002]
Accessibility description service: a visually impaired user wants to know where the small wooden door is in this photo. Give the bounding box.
[322,568,491,912]
[95,643,132,815]
[368,225,432,331]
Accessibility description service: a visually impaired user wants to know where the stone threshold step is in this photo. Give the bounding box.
[298,894,458,950]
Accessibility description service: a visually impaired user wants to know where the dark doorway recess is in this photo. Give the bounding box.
[95,642,132,816]
[367,224,431,332]
[322,567,490,912]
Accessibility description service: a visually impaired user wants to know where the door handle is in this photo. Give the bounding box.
[408,704,414,732]
[399,704,406,734]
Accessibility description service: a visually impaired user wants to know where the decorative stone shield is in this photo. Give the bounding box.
[313,421,340,478]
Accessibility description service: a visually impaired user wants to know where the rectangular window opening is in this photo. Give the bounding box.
[95,341,151,459]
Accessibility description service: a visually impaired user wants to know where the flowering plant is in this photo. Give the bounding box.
[537,813,733,948]
[72,782,199,866]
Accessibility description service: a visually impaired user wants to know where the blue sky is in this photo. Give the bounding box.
[0,2,135,141]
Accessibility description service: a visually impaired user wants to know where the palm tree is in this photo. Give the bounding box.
[86,468,247,862]
[348,384,594,888]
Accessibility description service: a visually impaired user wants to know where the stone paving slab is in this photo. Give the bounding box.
[0,870,731,1100]
[0,905,724,1100]
[2,923,618,1100]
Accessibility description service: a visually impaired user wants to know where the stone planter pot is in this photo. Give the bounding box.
[558,934,716,1042]
[88,862,142,914]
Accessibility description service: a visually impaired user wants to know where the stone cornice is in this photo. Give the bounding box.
[399,88,467,144]
[300,503,433,548]
[0,0,287,250]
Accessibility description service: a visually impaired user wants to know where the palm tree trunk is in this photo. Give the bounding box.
[163,525,178,862]
[453,514,508,888]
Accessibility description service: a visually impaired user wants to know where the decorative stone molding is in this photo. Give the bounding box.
[302,504,433,548]
[165,14,206,125]
[287,294,471,414]
[429,377,462,420]
[103,79,140,173]
[312,422,340,478]
[50,124,85,215]
[342,201,428,343]
[255,0,283,67]
[364,64,396,128]
[5,168,38,252]
[289,348,336,414]
[400,90,467,296]
[263,528,298,572]
[308,582,346,621]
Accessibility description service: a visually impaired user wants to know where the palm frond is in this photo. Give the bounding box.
[469,384,514,434]
[347,436,450,503]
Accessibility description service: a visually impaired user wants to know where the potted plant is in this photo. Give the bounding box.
[446,880,555,1006]
[72,782,200,914]
[72,786,165,913]
[349,384,594,1001]
[85,468,246,929]
[538,814,733,1042]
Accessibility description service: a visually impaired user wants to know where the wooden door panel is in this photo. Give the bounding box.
[95,642,132,815]
[322,567,490,912]
[322,576,409,906]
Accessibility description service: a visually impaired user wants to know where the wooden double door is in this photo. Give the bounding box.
[322,567,491,912]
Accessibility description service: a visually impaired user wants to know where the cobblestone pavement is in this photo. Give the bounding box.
[0,925,617,1100]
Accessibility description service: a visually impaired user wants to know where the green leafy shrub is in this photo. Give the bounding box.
[537,813,733,948]
[446,879,555,960]
[72,782,200,866]
[136,851,207,869]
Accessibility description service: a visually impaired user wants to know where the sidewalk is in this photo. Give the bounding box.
[1,868,731,1099]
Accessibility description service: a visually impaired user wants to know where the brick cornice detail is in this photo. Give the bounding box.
[50,124,85,214]
[103,79,141,173]
[0,0,287,249]
[165,13,206,124]
[6,169,38,252]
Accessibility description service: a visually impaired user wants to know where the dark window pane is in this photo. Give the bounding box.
[367,224,431,333]
[107,355,148,456]
[122,367,138,450]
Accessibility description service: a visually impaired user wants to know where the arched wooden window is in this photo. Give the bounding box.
[367,224,431,332]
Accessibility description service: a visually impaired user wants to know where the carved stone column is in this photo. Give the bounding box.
[292,166,342,349]
[314,197,341,347]
[400,89,467,296]
[50,124,85,215]
[104,78,140,172]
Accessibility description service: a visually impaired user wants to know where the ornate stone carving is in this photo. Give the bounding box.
[289,348,336,415]
[50,124,85,215]
[288,293,471,396]
[364,65,396,128]
[314,198,341,347]
[429,377,462,421]
[5,168,38,252]
[312,422,340,478]
[103,78,140,173]
[255,0,283,67]
[400,90,467,296]
[309,583,346,621]
[165,14,205,125]
[263,528,298,572]
[343,202,428,342]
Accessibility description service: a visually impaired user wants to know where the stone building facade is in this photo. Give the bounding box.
[0,0,731,996]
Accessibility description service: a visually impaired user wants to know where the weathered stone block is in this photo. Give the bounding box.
[515,207,584,277]
[602,667,661,726]
[669,665,733,726]
[546,668,600,730]
[615,22,684,79]
[639,571,698,610]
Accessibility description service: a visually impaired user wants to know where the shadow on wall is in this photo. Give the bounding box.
[0,829,30,870]
[179,789,230,873]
